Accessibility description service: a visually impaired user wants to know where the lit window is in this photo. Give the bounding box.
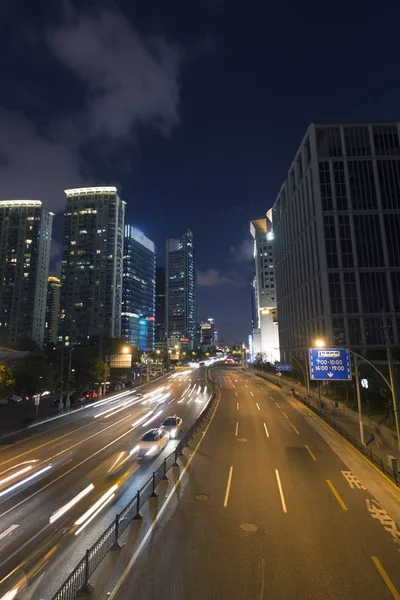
[96,250,101,254]
[24,273,29,278]
[71,241,76,245]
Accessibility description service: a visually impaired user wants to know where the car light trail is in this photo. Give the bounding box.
[0,465,33,487]
[74,493,115,536]
[107,452,127,474]
[94,397,140,419]
[0,465,52,498]
[132,412,153,429]
[75,485,118,527]
[141,410,163,427]
[50,483,95,523]
[1,588,18,600]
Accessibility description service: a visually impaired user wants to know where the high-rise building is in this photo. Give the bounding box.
[200,318,215,350]
[155,267,166,342]
[0,200,53,348]
[165,230,196,345]
[122,226,156,351]
[250,214,280,362]
[60,187,125,345]
[45,276,61,346]
[272,121,400,358]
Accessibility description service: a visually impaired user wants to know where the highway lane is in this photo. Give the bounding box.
[0,367,212,599]
[108,366,400,600]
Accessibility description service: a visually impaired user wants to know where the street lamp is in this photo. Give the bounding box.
[312,338,325,409]
[122,346,130,354]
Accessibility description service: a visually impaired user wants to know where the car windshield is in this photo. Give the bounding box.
[163,418,178,426]
[141,430,159,442]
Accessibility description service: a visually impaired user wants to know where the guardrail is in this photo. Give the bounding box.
[51,375,218,600]
[293,392,400,488]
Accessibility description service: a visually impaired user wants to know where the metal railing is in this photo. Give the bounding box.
[294,392,400,488]
[51,377,218,600]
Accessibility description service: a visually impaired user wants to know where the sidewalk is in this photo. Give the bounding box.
[251,369,400,473]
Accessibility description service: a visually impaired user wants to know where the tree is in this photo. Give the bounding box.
[91,360,110,385]
[14,355,57,396]
[0,363,15,398]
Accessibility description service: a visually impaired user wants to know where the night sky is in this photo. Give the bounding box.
[1,0,400,344]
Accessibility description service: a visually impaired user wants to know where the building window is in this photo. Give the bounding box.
[316,127,343,158]
[324,216,338,268]
[333,161,348,210]
[359,272,389,313]
[354,215,383,267]
[332,318,345,345]
[344,272,358,313]
[384,214,400,267]
[364,318,384,345]
[391,272,400,311]
[377,160,400,209]
[329,273,343,314]
[348,318,362,345]
[373,125,400,156]
[344,126,371,156]
[348,161,377,209]
[319,162,333,211]
[338,215,353,268]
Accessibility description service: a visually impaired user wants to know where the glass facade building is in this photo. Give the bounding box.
[165,230,196,344]
[0,200,53,348]
[60,187,125,345]
[272,122,400,357]
[122,226,155,351]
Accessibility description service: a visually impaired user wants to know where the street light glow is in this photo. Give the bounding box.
[314,339,326,348]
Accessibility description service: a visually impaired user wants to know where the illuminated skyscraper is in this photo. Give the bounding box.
[60,187,125,345]
[122,226,156,351]
[0,200,53,348]
[165,230,196,345]
[45,276,61,346]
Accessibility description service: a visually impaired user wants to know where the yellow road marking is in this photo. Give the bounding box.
[371,556,400,600]
[290,423,300,435]
[326,479,347,510]
[305,445,317,461]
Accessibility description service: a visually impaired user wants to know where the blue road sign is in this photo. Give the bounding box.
[276,363,292,372]
[309,348,352,381]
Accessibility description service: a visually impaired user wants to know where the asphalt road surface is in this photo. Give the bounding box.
[0,366,211,599]
[107,366,400,600]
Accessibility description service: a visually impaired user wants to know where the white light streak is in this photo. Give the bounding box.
[75,485,118,526]
[0,465,52,498]
[50,484,94,523]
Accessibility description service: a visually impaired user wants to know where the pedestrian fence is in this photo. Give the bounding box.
[293,392,400,488]
[51,378,218,600]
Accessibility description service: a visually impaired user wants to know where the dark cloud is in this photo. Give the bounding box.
[197,268,244,287]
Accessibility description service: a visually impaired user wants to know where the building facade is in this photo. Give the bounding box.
[250,214,280,362]
[122,226,156,351]
[200,318,216,351]
[272,121,400,359]
[60,187,125,345]
[155,267,166,343]
[165,230,196,345]
[45,276,61,346]
[0,200,53,348]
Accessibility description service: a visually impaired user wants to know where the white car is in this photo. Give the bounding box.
[138,428,169,459]
[161,415,183,438]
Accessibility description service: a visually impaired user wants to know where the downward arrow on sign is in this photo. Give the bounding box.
[328,372,333,378]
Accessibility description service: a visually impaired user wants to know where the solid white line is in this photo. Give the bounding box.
[256,403,261,411]
[0,525,19,541]
[275,469,287,513]
[291,423,300,435]
[237,402,239,411]
[263,422,269,438]
[223,466,234,507]
[250,391,254,396]
[235,422,239,437]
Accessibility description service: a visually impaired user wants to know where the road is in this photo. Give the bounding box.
[0,366,211,600]
[106,366,400,600]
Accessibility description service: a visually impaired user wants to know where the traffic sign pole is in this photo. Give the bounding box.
[354,356,365,446]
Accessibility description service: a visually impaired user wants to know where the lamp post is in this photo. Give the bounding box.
[292,355,310,400]
[314,339,325,410]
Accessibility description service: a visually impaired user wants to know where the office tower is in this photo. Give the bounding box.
[45,276,61,345]
[165,230,196,346]
[60,187,125,345]
[0,200,53,348]
[250,213,279,362]
[272,121,400,358]
[122,226,156,351]
[200,318,215,350]
[155,267,166,342]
